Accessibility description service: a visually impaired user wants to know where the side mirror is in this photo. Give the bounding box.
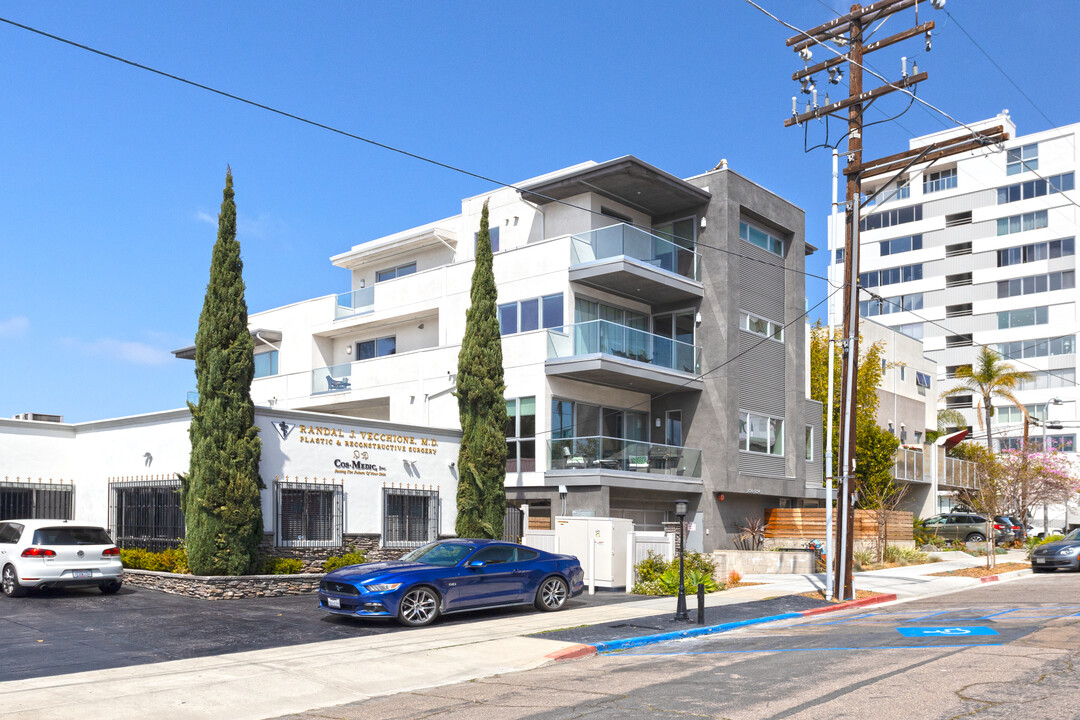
[468,560,487,568]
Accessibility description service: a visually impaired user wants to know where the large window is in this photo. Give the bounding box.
[1018,369,1077,390]
[739,310,784,341]
[896,322,924,340]
[880,234,922,256]
[499,293,563,335]
[997,271,1075,298]
[1007,143,1038,175]
[276,481,343,548]
[2,480,74,523]
[109,479,183,551]
[998,306,1049,329]
[383,487,439,549]
[915,371,931,396]
[738,411,784,456]
[997,210,1048,236]
[1000,435,1075,452]
[506,397,536,473]
[865,179,910,206]
[357,335,396,360]
[739,220,784,256]
[859,292,923,317]
[923,168,957,194]
[375,262,417,282]
[998,335,1076,360]
[998,238,1074,267]
[859,263,923,288]
[997,173,1074,204]
[860,204,922,232]
[254,350,279,379]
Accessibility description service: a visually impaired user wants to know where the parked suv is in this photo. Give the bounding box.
[0,519,123,597]
[996,516,1026,543]
[922,513,1010,544]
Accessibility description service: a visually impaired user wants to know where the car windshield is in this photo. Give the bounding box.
[31,526,114,545]
[400,542,475,566]
[1065,529,1080,542]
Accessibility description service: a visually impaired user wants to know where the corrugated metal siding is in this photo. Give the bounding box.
[922,189,996,218]
[739,452,786,477]
[737,331,786,415]
[738,244,786,320]
[804,400,824,490]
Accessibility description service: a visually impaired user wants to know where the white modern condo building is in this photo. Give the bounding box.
[174,157,824,551]
[830,112,1078,452]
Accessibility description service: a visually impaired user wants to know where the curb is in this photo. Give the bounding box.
[548,592,898,659]
[980,568,1033,583]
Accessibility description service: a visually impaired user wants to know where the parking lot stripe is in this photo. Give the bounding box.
[623,643,1004,656]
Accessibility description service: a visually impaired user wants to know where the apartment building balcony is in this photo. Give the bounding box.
[546,437,703,493]
[568,223,703,304]
[545,320,703,393]
[894,447,929,483]
[322,268,446,336]
[940,455,979,491]
[335,287,375,319]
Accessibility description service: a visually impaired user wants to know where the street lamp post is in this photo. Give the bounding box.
[1042,397,1063,535]
[674,499,689,622]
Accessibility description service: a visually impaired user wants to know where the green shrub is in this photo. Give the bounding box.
[631,551,719,595]
[260,557,304,575]
[852,548,875,570]
[120,546,189,574]
[884,545,932,566]
[323,552,368,573]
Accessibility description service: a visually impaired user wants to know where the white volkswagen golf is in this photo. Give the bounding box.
[0,519,123,597]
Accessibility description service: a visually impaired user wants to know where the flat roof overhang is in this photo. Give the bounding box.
[569,258,704,305]
[544,470,703,494]
[545,355,703,394]
[520,156,711,217]
[172,329,283,360]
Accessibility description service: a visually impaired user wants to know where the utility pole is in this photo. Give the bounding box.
[782,0,1007,601]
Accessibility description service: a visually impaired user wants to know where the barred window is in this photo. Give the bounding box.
[1,481,74,522]
[276,481,342,548]
[384,487,439,549]
[109,479,183,551]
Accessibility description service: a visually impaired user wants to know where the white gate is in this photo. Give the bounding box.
[626,530,675,586]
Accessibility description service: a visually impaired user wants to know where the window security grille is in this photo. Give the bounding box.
[0,481,74,522]
[109,479,184,551]
[383,487,439,549]
[276,481,343,548]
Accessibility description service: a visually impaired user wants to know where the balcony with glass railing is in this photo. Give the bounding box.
[568,223,703,303]
[548,437,702,478]
[894,447,928,483]
[335,286,375,320]
[545,320,703,393]
[941,455,978,490]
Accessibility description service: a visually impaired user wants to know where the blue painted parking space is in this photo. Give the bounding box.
[803,605,1080,626]
[895,626,999,637]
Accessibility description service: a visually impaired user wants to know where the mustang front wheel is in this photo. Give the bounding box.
[535,576,568,611]
[397,587,440,627]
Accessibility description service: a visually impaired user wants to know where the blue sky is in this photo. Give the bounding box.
[1,1,1076,423]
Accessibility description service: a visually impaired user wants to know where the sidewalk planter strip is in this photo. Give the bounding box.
[123,569,321,600]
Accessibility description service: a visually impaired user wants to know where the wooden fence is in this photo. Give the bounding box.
[764,509,913,541]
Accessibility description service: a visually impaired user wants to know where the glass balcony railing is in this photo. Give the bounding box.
[186,391,199,406]
[894,448,926,483]
[312,363,353,394]
[942,456,978,489]
[335,287,375,319]
[548,437,702,478]
[570,223,699,281]
[546,320,701,375]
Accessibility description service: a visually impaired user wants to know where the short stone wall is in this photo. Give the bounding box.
[255,533,405,573]
[123,568,321,600]
[712,549,815,576]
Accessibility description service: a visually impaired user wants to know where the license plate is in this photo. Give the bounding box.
[72,570,92,579]
[1036,558,1046,564]
[327,597,341,609]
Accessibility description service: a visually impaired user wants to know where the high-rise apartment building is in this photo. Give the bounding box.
[180,157,825,551]
[831,112,1078,452]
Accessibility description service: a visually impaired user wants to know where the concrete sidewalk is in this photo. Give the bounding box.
[0,550,1032,720]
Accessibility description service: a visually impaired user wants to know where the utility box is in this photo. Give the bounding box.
[554,516,633,589]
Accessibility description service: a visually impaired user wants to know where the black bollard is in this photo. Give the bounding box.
[697,583,705,624]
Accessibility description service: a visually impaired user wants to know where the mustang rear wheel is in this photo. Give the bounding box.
[397,586,440,627]
[535,576,569,612]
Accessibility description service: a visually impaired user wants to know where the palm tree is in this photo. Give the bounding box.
[941,347,1033,450]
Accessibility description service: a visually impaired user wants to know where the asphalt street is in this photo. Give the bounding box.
[0,584,637,682]
[285,574,1080,720]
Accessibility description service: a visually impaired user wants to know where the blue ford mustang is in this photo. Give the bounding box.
[318,539,585,626]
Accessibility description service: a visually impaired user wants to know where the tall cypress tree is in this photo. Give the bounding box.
[455,201,508,539]
[183,167,264,575]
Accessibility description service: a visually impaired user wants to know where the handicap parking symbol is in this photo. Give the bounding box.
[896,626,999,638]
